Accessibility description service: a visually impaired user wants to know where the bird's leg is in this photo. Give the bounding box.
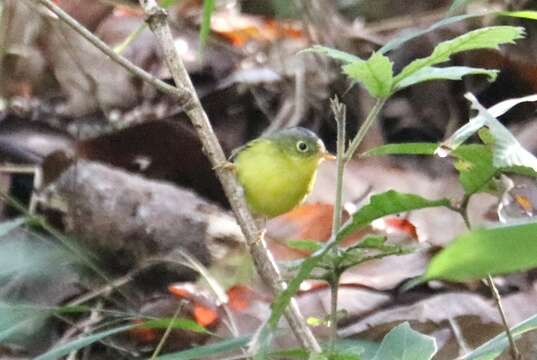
[213,161,236,172]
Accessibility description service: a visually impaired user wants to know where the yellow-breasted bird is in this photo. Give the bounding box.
[232,127,335,218]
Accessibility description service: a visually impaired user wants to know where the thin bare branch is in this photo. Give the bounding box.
[30,0,321,352]
[137,0,320,351]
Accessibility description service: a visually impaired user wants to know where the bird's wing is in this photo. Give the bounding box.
[229,138,263,161]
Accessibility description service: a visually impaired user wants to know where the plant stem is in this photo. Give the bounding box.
[459,194,472,229]
[32,0,189,106]
[150,304,183,360]
[330,97,347,236]
[345,97,387,162]
[328,97,347,352]
[329,272,341,353]
[486,275,521,360]
[455,198,520,359]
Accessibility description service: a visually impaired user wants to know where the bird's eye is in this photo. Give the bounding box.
[296,141,309,152]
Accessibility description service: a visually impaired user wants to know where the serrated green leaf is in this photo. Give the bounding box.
[426,221,537,282]
[394,26,525,86]
[342,52,394,97]
[394,66,497,91]
[35,324,134,360]
[462,313,537,360]
[287,239,322,252]
[303,45,362,63]
[337,191,450,242]
[372,322,437,360]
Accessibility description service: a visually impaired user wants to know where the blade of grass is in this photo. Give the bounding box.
[199,0,215,52]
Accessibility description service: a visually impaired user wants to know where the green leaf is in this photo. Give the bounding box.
[342,52,394,97]
[337,191,450,242]
[157,335,251,360]
[364,143,437,157]
[303,45,362,63]
[0,217,26,236]
[34,324,135,360]
[357,235,387,249]
[426,221,537,282]
[499,10,537,21]
[394,66,497,91]
[372,322,437,360]
[335,339,380,360]
[364,142,497,195]
[441,93,537,173]
[287,239,322,252]
[199,0,215,49]
[394,26,525,86]
[265,191,447,338]
[268,255,322,328]
[462,313,537,360]
[452,145,496,195]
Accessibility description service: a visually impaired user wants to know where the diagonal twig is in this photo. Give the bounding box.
[31,0,321,352]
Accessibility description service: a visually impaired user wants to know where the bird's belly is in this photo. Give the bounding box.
[242,164,315,217]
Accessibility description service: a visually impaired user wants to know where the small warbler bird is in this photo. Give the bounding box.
[232,127,335,218]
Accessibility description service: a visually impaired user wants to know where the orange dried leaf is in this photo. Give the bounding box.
[168,285,194,299]
[227,284,255,311]
[275,203,334,241]
[211,13,304,47]
[384,217,418,239]
[129,320,159,344]
[193,304,219,327]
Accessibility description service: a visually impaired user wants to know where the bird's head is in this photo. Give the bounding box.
[268,127,335,162]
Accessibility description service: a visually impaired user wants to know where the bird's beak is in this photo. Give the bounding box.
[322,152,337,161]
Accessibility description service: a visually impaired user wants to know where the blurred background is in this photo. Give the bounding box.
[1,0,537,359]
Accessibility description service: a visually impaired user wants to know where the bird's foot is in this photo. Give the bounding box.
[213,161,236,172]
